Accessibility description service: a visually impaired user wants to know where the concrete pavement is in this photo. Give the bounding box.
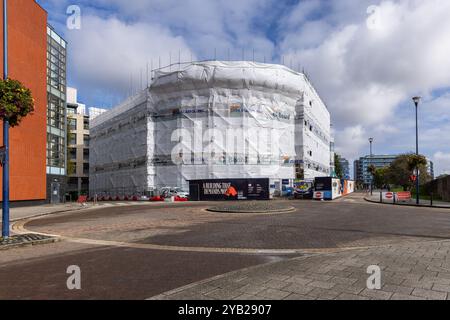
[365,192,450,208]
[3,193,450,300]
[9,201,165,222]
[9,203,91,222]
[151,239,450,300]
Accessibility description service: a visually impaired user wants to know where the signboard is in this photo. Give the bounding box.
[396,191,411,202]
[342,180,355,196]
[189,179,270,201]
[382,192,395,200]
[314,191,324,200]
[315,177,342,200]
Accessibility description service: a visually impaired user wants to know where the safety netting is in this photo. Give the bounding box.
[90,61,331,197]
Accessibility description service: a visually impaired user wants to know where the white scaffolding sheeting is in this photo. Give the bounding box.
[90,61,331,196]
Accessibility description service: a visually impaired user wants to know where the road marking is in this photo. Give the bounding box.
[11,218,370,256]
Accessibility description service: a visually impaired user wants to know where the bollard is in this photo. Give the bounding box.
[380,191,383,203]
[430,192,433,207]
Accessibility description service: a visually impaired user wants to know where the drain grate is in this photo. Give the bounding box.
[0,233,57,249]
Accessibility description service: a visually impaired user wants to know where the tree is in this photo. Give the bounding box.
[406,154,428,173]
[367,164,377,176]
[334,153,344,179]
[0,78,35,127]
[373,167,389,189]
[385,154,430,191]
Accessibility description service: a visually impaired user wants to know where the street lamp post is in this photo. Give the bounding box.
[369,138,374,195]
[412,96,421,205]
[2,0,10,239]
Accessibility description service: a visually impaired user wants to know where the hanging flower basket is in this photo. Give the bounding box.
[0,78,35,127]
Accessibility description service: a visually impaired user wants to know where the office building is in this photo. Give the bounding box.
[339,157,351,180]
[66,87,106,198]
[46,25,67,204]
[428,161,435,180]
[329,136,335,178]
[354,155,397,187]
[0,0,47,204]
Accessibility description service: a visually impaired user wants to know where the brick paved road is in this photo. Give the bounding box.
[25,194,450,250]
[2,193,450,299]
[151,240,450,300]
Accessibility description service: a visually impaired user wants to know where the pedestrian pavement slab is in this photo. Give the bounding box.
[365,193,450,208]
[150,240,450,300]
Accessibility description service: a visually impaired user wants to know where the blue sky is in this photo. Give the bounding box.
[37,0,450,176]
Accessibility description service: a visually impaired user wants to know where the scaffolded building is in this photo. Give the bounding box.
[90,61,331,197]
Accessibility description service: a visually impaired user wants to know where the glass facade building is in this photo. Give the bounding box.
[354,155,398,187]
[354,155,435,188]
[339,157,351,180]
[46,25,67,203]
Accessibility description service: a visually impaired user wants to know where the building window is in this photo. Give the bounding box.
[83,163,89,175]
[68,118,76,131]
[69,134,76,146]
[83,135,90,147]
[83,149,89,162]
[69,148,76,160]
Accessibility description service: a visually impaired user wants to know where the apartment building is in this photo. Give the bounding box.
[67,87,106,198]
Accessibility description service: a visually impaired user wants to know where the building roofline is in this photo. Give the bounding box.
[34,0,48,15]
[47,24,68,44]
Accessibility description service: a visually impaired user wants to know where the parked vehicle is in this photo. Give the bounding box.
[160,187,189,199]
[139,195,150,201]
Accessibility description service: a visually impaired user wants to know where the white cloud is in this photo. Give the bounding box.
[66,15,195,104]
[433,152,450,176]
[87,0,276,59]
[280,0,450,163]
[334,125,368,160]
[40,0,450,169]
[46,0,277,104]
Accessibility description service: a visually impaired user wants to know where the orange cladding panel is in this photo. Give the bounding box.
[0,0,48,201]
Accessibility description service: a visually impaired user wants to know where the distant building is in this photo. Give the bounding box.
[46,25,68,204]
[354,155,398,187]
[66,87,106,198]
[353,160,360,183]
[330,136,335,177]
[428,161,435,180]
[339,157,351,180]
[355,155,435,188]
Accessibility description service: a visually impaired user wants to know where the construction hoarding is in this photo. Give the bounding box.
[189,179,270,201]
